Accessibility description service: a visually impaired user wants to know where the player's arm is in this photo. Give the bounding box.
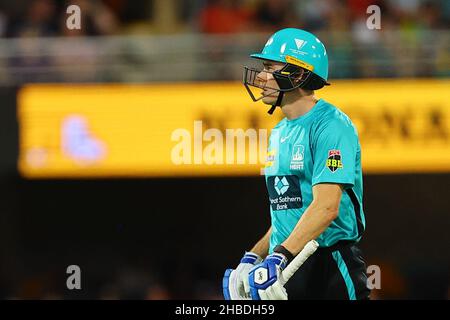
[281,183,342,255]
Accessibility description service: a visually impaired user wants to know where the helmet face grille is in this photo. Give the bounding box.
[242,63,311,102]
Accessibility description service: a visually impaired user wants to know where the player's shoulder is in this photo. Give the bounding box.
[313,99,357,134]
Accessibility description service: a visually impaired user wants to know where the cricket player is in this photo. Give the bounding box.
[222,28,370,300]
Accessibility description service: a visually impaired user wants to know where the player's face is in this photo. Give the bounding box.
[257,61,285,105]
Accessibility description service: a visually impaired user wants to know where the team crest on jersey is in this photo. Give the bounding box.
[326,150,343,172]
[290,144,304,170]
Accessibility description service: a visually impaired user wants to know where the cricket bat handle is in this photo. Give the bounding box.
[281,240,319,285]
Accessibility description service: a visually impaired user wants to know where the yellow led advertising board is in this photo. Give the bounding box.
[18,80,450,178]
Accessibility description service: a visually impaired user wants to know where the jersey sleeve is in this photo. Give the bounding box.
[311,117,358,189]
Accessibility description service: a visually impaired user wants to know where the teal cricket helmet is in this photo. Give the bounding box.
[243,28,330,114]
[251,28,329,81]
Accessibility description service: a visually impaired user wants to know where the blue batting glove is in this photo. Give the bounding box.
[248,252,289,300]
[223,252,262,300]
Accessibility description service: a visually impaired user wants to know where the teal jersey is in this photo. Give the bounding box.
[265,99,365,252]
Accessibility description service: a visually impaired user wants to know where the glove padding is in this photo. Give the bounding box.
[223,252,262,300]
[248,253,288,300]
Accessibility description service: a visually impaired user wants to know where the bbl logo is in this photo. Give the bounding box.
[326,150,343,172]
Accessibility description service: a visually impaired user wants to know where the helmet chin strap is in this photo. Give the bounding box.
[268,91,284,115]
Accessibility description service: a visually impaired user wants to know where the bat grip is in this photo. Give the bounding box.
[281,240,319,285]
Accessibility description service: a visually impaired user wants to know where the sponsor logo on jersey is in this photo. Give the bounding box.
[274,176,289,195]
[265,149,276,168]
[326,149,343,172]
[267,175,303,210]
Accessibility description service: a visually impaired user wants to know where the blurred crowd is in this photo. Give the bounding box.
[0,0,448,37]
[0,0,447,82]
